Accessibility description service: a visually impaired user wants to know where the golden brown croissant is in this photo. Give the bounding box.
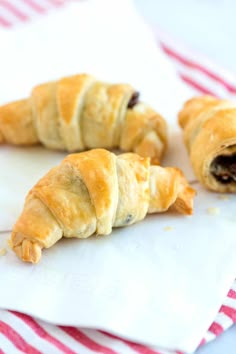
[179,95,236,192]
[0,74,167,164]
[10,149,195,263]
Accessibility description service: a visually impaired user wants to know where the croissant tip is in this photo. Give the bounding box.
[173,200,194,216]
[12,238,42,264]
[172,175,196,215]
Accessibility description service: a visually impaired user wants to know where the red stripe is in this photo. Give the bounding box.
[220,305,236,321]
[227,289,236,299]
[0,320,41,354]
[208,321,224,336]
[0,0,29,20]
[45,0,65,6]
[0,349,5,354]
[199,338,206,346]
[10,311,76,354]
[0,13,11,26]
[99,331,160,354]
[179,73,218,96]
[160,42,236,94]
[20,0,46,13]
[60,327,117,354]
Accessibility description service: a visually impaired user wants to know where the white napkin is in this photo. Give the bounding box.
[0,1,236,353]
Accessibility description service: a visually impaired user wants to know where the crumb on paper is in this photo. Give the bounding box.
[164,226,173,231]
[207,207,220,215]
[174,244,182,251]
[218,195,230,201]
[0,248,7,256]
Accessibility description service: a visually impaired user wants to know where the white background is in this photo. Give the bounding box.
[134,0,236,353]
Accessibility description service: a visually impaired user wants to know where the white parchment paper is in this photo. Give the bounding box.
[0,1,236,352]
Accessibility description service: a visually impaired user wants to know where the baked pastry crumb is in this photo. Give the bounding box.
[164,226,173,231]
[0,248,7,256]
[207,207,220,215]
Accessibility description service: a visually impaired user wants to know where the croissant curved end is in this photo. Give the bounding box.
[11,235,42,264]
[174,176,196,215]
[172,185,195,215]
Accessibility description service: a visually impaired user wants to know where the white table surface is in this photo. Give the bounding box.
[134,0,236,353]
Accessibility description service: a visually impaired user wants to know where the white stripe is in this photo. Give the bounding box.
[81,329,138,354]
[0,333,23,354]
[204,330,216,343]
[10,0,46,17]
[156,29,236,87]
[0,1,29,20]
[169,60,235,99]
[42,0,66,8]
[0,0,68,29]
[223,296,236,308]
[0,311,61,354]
[20,0,67,14]
[0,5,20,25]
[211,312,233,330]
[37,320,96,354]
[229,280,236,292]
[149,347,172,354]
[37,0,61,10]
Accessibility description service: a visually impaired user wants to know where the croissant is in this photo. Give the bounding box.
[0,73,167,164]
[10,149,195,263]
[178,95,236,192]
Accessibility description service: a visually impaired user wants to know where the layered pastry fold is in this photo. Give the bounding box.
[179,95,236,192]
[0,73,167,164]
[10,149,195,263]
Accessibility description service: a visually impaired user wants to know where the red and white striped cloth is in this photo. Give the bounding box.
[0,1,236,353]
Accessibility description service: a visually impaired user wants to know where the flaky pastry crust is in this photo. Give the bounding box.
[0,74,167,164]
[11,149,195,263]
[179,96,236,192]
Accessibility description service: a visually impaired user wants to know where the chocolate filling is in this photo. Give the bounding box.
[124,214,133,224]
[210,155,236,184]
[127,92,140,109]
